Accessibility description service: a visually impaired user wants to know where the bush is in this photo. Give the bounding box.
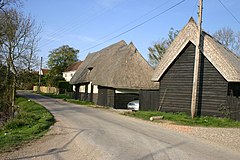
[45,74,65,87]
[58,81,73,93]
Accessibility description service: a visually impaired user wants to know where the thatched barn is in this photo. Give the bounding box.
[152,18,240,120]
[70,40,157,109]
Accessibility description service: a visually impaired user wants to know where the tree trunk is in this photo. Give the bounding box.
[8,51,17,117]
[11,75,16,117]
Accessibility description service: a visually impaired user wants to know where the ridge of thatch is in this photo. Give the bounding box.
[70,40,127,84]
[64,61,82,72]
[152,17,240,82]
[70,40,158,89]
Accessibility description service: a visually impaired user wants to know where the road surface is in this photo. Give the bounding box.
[1,91,240,160]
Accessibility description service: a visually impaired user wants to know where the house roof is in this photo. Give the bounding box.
[64,61,82,72]
[152,17,240,82]
[41,68,49,75]
[70,40,158,89]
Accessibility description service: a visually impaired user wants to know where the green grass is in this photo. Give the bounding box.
[39,93,71,99]
[65,99,94,105]
[39,92,95,106]
[123,111,240,128]
[0,97,55,152]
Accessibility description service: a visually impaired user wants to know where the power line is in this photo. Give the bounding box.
[217,0,240,26]
[81,0,174,50]
[39,2,125,48]
[81,0,186,53]
[191,0,198,17]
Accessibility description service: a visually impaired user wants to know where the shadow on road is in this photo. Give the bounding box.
[137,141,187,160]
[8,127,87,160]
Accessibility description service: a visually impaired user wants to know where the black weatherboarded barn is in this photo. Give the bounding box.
[152,18,240,120]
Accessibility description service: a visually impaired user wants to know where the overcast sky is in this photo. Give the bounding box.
[23,0,240,67]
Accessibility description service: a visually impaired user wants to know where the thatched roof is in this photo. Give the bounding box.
[70,40,158,89]
[64,61,82,72]
[152,17,240,82]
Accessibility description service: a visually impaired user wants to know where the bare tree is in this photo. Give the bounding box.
[213,27,240,55]
[0,8,40,108]
[0,0,26,122]
[0,0,20,10]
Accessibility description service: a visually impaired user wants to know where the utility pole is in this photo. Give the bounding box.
[38,57,43,93]
[191,0,203,118]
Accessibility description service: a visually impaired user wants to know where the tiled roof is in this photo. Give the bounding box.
[64,61,82,72]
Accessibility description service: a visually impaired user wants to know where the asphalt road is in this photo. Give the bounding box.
[3,91,240,160]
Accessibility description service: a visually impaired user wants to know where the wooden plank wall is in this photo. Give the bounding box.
[197,52,228,117]
[159,41,229,117]
[227,83,240,120]
[92,93,98,104]
[97,86,107,106]
[97,86,115,107]
[78,92,98,104]
[107,88,115,107]
[139,90,159,111]
[227,96,240,121]
[159,42,195,114]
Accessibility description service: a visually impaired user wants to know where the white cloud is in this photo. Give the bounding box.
[95,0,123,9]
[43,35,61,41]
[75,35,98,43]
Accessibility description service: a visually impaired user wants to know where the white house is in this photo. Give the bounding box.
[62,61,82,82]
[39,68,49,76]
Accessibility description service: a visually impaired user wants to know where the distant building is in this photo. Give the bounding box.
[39,68,49,76]
[63,61,82,82]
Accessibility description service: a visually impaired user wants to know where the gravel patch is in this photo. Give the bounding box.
[159,123,240,153]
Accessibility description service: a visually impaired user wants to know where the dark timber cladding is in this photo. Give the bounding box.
[153,18,240,120]
[197,51,228,116]
[159,42,195,113]
[227,96,240,121]
[97,86,115,107]
[159,42,228,116]
[140,90,159,110]
[97,87,139,108]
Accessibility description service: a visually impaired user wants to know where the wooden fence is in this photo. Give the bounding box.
[227,96,240,121]
[33,86,59,94]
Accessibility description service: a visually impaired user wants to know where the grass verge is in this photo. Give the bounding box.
[65,99,94,105]
[0,96,55,152]
[38,92,95,106]
[39,93,71,99]
[123,111,240,128]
